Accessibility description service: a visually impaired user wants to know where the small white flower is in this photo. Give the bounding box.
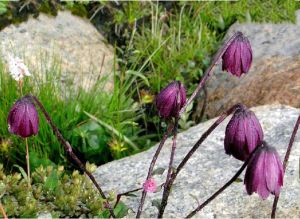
[7,54,31,81]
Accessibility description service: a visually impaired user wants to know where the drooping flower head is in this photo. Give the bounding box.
[155,81,186,119]
[222,32,252,77]
[143,178,157,193]
[8,96,39,138]
[7,54,31,81]
[244,142,284,200]
[224,104,263,161]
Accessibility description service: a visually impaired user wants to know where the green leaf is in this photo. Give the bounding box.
[13,164,28,180]
[0,2,8,15]
[29,151,55,171]
[151,199,162,211]
[114,202,129,218]
[189,194,200,205]
[234,178,243,183]
[123,193,137,197]
[125,70,150,87]
[152,167,165,176]
[44,170,59,191]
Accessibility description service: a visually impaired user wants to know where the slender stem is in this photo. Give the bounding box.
[18,80,23,96]
[29,95,116,218]
[157,104,241,218]
[25,138,31,187]
[0,203,7,219]
[179,32,242,115]
[114,187,142,209]
[165,118,179,185]
[115,182,165,210]
[185,145,261,218]
[136,122,174,218]
[157,119,178,218]
[271,114,300,218]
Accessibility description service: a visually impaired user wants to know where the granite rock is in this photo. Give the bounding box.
[95,105,300,218]
[0,11,114,91]
[194,10,300,120]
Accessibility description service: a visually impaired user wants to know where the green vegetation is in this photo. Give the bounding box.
[0,0,300,171]
[0,1,300,217]
[0,53,153,170]
[0,163,128,218]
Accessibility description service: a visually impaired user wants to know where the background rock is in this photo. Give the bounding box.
[194,10,300,120]
[0,11,114,91]
[95,105,300,218]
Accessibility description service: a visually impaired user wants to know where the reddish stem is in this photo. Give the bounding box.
[179,32,242,115]
[165,118,179,185]
[29,95,116,218]
[186,144,261,218]
[271,114,300,218]
[136,122,174,218]
[0,203,7,219]
[157,104,241,217]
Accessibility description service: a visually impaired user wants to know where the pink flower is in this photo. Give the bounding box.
[143,178,157,193]
[244,142,284,199]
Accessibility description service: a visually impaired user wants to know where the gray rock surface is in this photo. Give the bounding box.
[0,11,114,91]
[95,105,300,218]
[194,10,300,120]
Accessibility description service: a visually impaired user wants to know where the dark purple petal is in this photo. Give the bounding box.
[222,32,252,77]
[244,144,283,200]
[155,81,186,119]
[7,96,39,138]
[241,40,252,73]
[224,105,263,161]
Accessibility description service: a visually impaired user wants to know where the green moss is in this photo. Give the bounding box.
[0,163,128,218]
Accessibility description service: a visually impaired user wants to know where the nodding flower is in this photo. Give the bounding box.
[244,142,284,200]
[155,81,186,119]
[222,32,252,77]
[8,96,39,138]
[224,105,263,161]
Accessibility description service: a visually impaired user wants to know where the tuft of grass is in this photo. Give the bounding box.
[0,51,153,171]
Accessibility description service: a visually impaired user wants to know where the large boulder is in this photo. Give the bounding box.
[95,105,300,218]
[0,11,114,91]
[194,10,300,120]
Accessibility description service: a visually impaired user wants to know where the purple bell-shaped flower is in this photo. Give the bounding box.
[244,142,284,199]
[155,81,186,119]
[224,105,263,161]
[222,32,252,77]
[8,96,39,138]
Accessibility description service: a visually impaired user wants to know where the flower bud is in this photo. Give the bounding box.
[222,32,252,77]
[244,142,284,200]
[224,105,263,161]
[155,81,186,119]
[7,96,39,138]
[143,178,157,193]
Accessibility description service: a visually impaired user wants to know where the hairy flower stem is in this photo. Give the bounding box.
[179,32,242,115]
[25,138,31,187]
[19,80,31,187]
[157,104,241,218]
[271,114,300,218]
[166,118,179,185]
[116,183,165,209]
[0,203,7,219]
[186,145,261,218]
[30,95,116,218]
[136,122,175,218]
[115,188,142,208]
